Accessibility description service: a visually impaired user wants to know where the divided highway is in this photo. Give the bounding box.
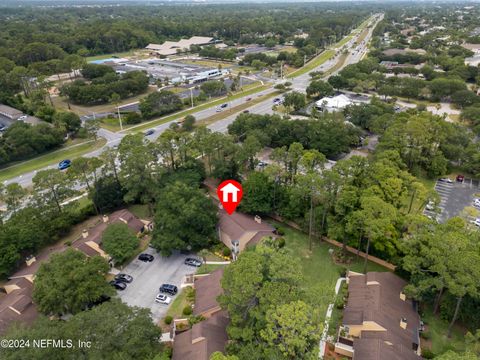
[4,14,382,189]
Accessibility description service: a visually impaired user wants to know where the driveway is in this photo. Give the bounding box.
[116,247,193,323]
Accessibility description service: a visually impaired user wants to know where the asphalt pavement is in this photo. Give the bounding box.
[116,247,193,323]
[4,14,383,188]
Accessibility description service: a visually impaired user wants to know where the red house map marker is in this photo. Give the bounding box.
[217,180,243,215]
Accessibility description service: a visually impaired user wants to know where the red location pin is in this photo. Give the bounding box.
[217,180,243,215]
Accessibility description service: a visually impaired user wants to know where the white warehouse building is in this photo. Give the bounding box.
[315,94,353,112]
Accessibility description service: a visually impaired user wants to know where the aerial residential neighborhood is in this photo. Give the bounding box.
[0,1,480,360]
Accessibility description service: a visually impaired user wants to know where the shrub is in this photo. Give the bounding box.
[420,330,430,340]
[421,349,435,359]
[222,247,232,257]
[124,112,142,125]
[276,237,286,248]
[186,287,196,302]
[164,316,173,325]
[275,226,285,236]
[183,306,193,316]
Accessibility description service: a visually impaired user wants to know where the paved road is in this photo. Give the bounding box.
[5,14,382,188]
[116,247,193,323]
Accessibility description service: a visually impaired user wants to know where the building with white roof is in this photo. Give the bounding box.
[316,94,352,112]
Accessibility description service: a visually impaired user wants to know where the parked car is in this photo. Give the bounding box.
[456,174,465,182]
[184,258,202,267]
[138,253,154,262]
[58,159,71,170]
[155,294,172,305]
[438,178,453,183]
[159,284,178,295]
[144,129,155,136]
[472,218,480,227]
[109,280,127,291]
[115,273,133,283]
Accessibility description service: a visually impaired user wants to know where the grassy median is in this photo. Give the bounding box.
[0,138,107,182]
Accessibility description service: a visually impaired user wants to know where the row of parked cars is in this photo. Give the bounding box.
[109,273,134,291]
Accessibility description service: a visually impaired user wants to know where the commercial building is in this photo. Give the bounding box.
[316,94,353,112]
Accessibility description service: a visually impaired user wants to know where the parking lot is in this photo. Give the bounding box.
[116,247,193,323]
[424,178,480,223]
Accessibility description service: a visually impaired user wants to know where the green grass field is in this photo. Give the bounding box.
[288,50,335,78]
[279,223,389,322]
[0,139,106,182]
[336,35,354,48]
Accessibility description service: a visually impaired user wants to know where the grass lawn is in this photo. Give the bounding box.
[323,52,349,77]
[52,87,156,116]
[196,263,226,275]
[279,223,390,322]
[288,49,335,78]
[0,138,106,182]
[128,204,152,220]
[85,49,144,62]
[421,307,466,356]
[166,287,192,319]
[126,83,271,133]
[336,35,353,48]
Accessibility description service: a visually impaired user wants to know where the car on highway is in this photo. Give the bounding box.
[220,103,228,108]
[246,97,252,101]
[144,129,155,136]
[273,98,283,105]
[184,258,202,267]
[115,273,133,283]
[159,284,178,296]
[155,294,172,305]
[439,178,453,183]
[109,280,127,291]
[58,159,71,170]
[243,110,250,113]
[456,174,465,183]
[138,253,154,262]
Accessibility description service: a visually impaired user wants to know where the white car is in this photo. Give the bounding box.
[425,202,435,211]
[472,218,480,227]
[439,178,453,183]
[155,294,172,305]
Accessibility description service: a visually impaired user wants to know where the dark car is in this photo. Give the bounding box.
[138,253,154,262]
[144,129,155,136]
[245,97,252,102]
[220,103,228,109]
[58,159,71,170]
[456,174,465,183]
[159,284,178,295]
[115,273,133,283]
[109,280,127,291]
[242,110,250,114]
[184,258,202,267]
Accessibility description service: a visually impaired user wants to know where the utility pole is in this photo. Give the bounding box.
[304,54,307,67]
[189,87,194,108]
[117,106,123,131]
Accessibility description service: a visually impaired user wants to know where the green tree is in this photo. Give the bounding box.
[182,115,196,131]
[102,223,139,265]
[151,182,217,255]
[306,80,334,98]
[260,300,321,359]
[283,91,306,113]
[33,249,113,315]
[2,183,27,215]
[1,300,162,360]
[33,169,74,213]
[210,352,239,360]
[241,172,274,214]
[53,111,81,133]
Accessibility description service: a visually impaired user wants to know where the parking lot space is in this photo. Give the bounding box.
[116,247,193,323]
[424,178,480,223]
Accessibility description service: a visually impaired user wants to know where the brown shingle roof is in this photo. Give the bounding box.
[0,283,37,334]
[193,268,224,316]
[173,311,229,360]
[218,210,275,251]
[343,272,421,360]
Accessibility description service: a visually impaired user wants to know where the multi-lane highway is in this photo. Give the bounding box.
[4,14,382,188]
